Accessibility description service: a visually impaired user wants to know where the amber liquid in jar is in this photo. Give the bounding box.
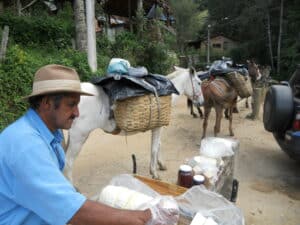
[177,164,193,188]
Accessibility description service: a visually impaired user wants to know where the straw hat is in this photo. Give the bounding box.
[23,64,93,99]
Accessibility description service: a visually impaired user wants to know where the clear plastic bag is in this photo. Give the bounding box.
[176,186,244,225]
[96,174,244,225]
[200,137,239,159]
[97,174,179,225]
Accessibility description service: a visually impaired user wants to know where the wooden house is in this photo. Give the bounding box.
[200,35,238,57]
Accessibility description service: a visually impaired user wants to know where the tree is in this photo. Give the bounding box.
[73,0,87,52]
[276,0,284,75]
[169,0,199,54]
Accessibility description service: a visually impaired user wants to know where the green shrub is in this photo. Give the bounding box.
[0,45,37,130]
[0,12,74,48]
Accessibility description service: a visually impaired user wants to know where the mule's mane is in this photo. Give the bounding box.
[167,70,187,79]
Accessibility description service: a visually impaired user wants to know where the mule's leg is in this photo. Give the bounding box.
[64,127,90,183]
[198,106,204,119]
[150,127,165,179]
[245,97,249,108]
[202,107,211,139]
[224,108,229,120]
[228,107,234,136]
[214,106,223,136]
[187,98,198,118]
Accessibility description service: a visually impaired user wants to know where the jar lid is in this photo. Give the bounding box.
[193,175,205,182]
[179,164,192,172]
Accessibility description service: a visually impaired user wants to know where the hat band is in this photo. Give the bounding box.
[33,79,81,93]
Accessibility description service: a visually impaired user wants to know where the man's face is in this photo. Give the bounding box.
[47,93,81,131]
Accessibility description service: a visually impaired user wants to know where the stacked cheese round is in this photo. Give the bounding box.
[98,185,154,210]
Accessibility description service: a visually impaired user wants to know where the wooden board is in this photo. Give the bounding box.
[134,175,187,196]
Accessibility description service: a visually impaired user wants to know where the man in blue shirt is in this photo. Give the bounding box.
[0,64,177,225]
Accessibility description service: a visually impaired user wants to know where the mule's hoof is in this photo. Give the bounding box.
[233,108,239,113]
[159,165,167,171]
[152,174,160,180]
[246,114,255,120]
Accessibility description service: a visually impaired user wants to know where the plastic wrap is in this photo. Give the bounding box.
[91,73,179,101]
[176,186,244,225]
[96,174,244,225]
[209,59,248,77]
[106,58,131,75]
[200,137,239,159]
[97,174,179,225]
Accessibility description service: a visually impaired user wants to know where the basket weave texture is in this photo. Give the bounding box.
[114,94,172,132]
[226,72,253,98]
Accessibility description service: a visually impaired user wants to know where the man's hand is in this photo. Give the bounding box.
[144,196,179,225]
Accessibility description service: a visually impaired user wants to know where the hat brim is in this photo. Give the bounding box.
[22,89,94,100]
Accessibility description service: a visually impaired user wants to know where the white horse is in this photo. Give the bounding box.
[64,67,204,181]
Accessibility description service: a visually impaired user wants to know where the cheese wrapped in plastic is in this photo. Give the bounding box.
[98,185,154,210]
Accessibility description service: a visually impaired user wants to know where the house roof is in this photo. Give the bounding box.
[202,35,238,44]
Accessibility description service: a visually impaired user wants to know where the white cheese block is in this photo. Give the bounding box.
[98,185,154,210]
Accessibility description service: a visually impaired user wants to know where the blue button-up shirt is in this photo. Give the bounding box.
[0,109,86,225]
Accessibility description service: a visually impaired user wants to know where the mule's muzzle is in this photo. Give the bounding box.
[104,126,122,135]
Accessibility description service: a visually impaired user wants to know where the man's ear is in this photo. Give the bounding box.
[40,96,52,110]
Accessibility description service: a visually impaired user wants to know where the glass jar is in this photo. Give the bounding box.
[192,175,205,186]
[177,164,193,188]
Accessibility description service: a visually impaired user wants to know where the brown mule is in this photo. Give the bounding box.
[201,78,238,138]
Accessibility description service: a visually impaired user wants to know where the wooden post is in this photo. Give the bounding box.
[0,26,9,62]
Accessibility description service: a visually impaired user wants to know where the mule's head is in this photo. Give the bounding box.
[185,67,205,107]
[247,60,262,82]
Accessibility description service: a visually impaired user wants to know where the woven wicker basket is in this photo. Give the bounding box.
[226,72,253,98]
[114,94,172,132]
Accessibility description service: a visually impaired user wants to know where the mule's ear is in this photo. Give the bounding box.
[189,66,196,75]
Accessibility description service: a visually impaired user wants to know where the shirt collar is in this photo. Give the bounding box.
[26,108,62,144]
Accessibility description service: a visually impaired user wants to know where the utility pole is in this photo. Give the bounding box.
[86,0,97,72]
[207,24,211,66]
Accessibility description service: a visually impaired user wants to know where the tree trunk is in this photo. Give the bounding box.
[0,1,4,14]
[276,0,284,75]
[266,10,274,71]
[16,0,22,15]
[86,0,97,72]
[0,26,9,62]
[136,0,144,37]
[74,0,87,52]
[128,0,133,32]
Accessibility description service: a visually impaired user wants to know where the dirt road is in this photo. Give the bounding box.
[71,95,300,225]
